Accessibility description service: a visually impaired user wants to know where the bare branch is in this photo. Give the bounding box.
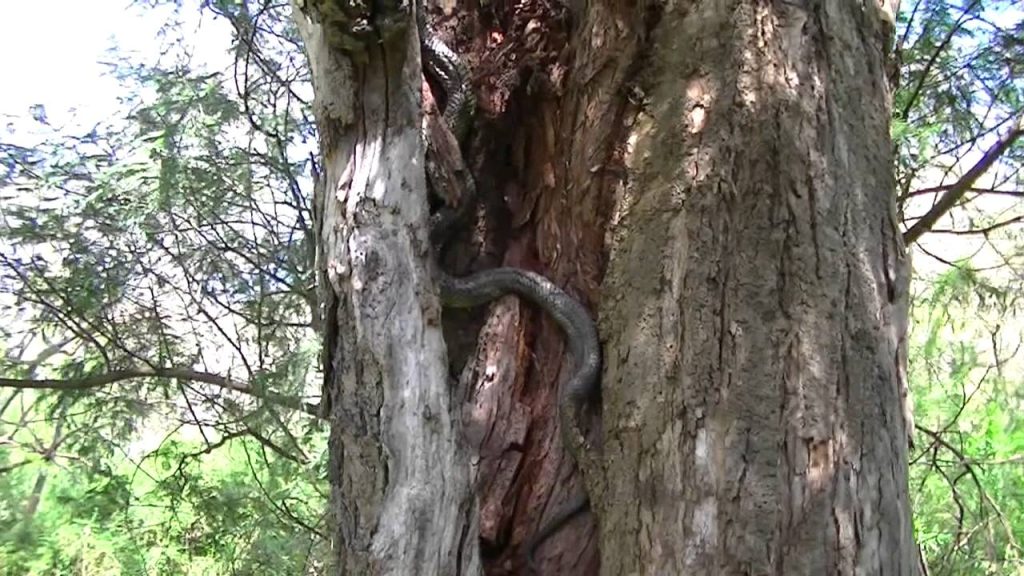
[904,115,1024,245]
[906,185,1024,199]
[0,367,321,417]
[928,214,1024,236]
[899,0,982,120]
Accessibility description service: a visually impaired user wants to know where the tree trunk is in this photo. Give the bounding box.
[597,0,917,571]
[292,3,480,574]
[294,0,917,572]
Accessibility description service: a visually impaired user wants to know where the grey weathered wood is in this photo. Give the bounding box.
[292,3,481,574]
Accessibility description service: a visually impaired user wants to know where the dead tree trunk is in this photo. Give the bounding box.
[292,2,480,574]
[294,0,916,572]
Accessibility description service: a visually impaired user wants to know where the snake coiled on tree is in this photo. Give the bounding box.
[417,6,600,571]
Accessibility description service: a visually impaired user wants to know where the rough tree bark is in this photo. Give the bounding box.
[294,0,916,572]
[597,0,917,572]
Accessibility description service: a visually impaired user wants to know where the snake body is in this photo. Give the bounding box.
[417,7,600,571]
[417,7,475,143]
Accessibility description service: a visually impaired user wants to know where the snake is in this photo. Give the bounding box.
[416,6,601,572]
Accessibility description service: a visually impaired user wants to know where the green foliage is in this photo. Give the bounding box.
[1,1,327,573]
[0,416,328,575]
[893,0,1023,241]
[893,2,1024,570]
[909,265,1024,575]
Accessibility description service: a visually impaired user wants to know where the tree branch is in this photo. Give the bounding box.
[0,367,322,418]
[899,0,981,120]
[903,115,1023,245]
[928,214,1024,236]
[906,185,1024,199]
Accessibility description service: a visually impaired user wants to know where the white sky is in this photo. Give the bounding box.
[0,0,231,134]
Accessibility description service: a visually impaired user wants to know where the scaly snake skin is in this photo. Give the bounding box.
[417,7,600,571]
[417,7,475,143]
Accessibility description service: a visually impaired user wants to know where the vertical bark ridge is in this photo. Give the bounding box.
[599,0,914,573]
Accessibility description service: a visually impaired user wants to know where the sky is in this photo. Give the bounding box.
[0,0,231,136]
